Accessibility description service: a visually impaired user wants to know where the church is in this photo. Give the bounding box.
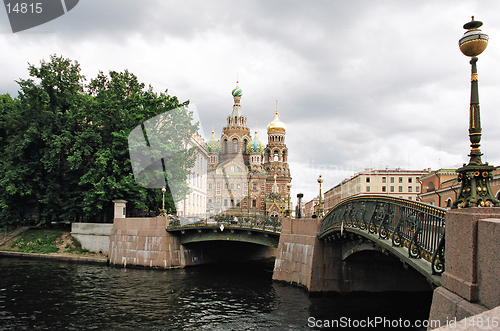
[205,83,292,218]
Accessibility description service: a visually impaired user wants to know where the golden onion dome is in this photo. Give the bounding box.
[267,111,286,133]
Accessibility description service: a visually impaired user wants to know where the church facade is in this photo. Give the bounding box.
[205,83,292,218]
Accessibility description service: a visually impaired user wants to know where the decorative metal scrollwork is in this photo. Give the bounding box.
[431,232,445,275]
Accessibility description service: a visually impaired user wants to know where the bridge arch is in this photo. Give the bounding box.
[167,216,282,248]
[318,195,446,286]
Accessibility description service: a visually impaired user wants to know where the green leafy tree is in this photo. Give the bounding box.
[0,55,198,226]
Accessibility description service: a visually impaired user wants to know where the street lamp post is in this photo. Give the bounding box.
[160,186,167,216]
[453,17,500,208]
[317,175,324,217]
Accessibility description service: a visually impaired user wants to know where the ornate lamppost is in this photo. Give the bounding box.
[317,175,324,217]
[160,186,167,216]
[453,17,500,208]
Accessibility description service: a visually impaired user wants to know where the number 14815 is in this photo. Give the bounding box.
[6,3,43,14]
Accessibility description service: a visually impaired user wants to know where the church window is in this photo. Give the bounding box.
[231,184,234,189]
[273,151,279,161]
[252,199,256,207]
[209,183,212,189]
[224,199,228,206]
[253,184,257,190]
[230,199,234,207]
[223,139,228,153]
[233,138,238,153]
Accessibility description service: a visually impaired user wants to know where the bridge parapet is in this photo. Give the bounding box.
[318,195,447,278]
[168,215,282,233]
[167,216,282,247]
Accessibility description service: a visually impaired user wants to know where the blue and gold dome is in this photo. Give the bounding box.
[247,131,264,153]
[206,131,220,152]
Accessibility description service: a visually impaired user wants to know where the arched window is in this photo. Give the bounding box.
[232,138,238,153]
[273,150,279,161]
[282,150,286,162]
[243,139,248,153]
[223,139,228,153]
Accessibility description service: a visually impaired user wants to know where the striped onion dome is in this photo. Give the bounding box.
[232,84,242,97]
[247,131,264,153]
[206,131,220,152]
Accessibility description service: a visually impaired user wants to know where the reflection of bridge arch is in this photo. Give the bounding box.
[318,195,446,286]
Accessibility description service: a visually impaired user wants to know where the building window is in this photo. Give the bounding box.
[208,199,212,203]
[399,186,403,192]
[209,183,212,189]
[390,186,394,192]
[231,184,234,189]
[382,177,386,183]
[409,197,412,200]
[366,177,370,183]
[390,177,394,183]
[224,199,228,206]
[232,139,238,153]
[230,199,234,207]
[382,186,386,192]
[416,186,420,192]
[252,199,256,207]
[237,184,240,189]
[408,177,413,183]
[253,184,257,190]
[366,186,370,192]
[399,177,403,183]
[408,186,412,192]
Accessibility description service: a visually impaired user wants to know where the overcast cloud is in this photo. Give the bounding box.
[2,0,500,202]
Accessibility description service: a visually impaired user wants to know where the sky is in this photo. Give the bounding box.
[2,0,500,204]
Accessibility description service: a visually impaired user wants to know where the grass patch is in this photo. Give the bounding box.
[9,229,62,254]
[64,237,90,254]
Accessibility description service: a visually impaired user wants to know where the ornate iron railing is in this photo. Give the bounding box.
[318,195,446,275]
[167,215,282,233]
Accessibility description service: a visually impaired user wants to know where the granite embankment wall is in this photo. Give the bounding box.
[108,216,186,268]
[71,223,113,255]
[428,208,500,330]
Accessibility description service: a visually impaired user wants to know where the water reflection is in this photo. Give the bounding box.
[0,258,431,330]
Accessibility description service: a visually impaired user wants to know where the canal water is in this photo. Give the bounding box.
[0,258,432,330]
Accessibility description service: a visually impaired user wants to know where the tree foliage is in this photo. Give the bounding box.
[0,55,197,226]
